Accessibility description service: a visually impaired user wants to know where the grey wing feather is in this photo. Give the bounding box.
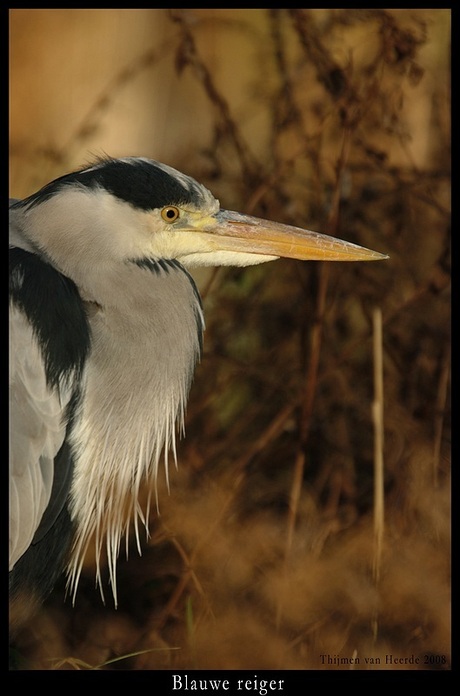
[9,307,71,569]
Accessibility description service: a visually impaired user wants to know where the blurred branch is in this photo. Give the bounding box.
[289,9,351,103]
[432,344,450,488]
[169,10,259,182]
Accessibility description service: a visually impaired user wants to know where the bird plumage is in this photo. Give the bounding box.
[9,156,387,615]
[10,158,210,608]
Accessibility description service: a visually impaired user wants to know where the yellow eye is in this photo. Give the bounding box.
[161,206,180,223]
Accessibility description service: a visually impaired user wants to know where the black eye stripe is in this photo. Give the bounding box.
[15,158,215,212]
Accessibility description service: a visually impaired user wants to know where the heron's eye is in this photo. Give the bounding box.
[161,206,180,223]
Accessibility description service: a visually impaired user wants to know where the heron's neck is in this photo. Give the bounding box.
[66,260,203,604]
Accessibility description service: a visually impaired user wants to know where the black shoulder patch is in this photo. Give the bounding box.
[9,247,91,392]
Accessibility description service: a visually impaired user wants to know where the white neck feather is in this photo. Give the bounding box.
[66,262,203,606]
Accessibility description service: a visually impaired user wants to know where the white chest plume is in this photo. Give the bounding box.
[67,262,203,604]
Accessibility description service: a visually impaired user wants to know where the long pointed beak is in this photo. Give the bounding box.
[205,210,388,262]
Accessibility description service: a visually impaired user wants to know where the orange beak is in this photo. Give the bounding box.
[204,209,388,262]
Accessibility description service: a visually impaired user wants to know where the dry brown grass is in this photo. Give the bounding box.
[10,9,450,672]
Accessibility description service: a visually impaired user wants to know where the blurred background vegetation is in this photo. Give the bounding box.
[9,9,450,671]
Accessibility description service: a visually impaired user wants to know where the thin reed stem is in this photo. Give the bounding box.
[372,307,384,584]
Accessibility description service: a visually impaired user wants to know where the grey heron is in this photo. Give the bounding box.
[9,156,387,621]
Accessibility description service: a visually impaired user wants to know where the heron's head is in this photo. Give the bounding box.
[11,157,387,274]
